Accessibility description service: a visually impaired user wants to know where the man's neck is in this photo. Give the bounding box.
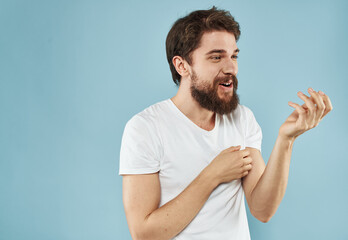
[171,85,216,131]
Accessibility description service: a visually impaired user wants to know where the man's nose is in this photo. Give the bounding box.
[222,59,238,76]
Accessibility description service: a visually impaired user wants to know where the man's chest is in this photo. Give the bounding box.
[157,125,245,204]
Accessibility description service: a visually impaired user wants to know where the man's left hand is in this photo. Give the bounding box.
[279,88,333,140]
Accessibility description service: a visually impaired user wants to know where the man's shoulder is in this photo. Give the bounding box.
[238,104,255,116]
[126,99,171,129]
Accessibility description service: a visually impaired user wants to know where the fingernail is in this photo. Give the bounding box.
[309,88,314,92]
[297,91,303,95]
[319,91,325,96]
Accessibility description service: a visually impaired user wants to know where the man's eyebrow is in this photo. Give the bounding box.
[205,48,240,55]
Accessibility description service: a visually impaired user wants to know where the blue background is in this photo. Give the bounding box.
[1,0,347,239]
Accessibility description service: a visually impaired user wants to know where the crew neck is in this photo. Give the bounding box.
[167,98,219,135]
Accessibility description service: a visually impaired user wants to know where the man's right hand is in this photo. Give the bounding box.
[207,146,252,184]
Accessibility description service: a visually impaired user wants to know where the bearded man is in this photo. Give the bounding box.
[119,6,332,240]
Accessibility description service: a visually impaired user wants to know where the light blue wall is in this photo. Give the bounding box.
[1,0,347,239]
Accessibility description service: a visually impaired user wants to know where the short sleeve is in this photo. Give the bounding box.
[244,107,262,152]
[119,114,162,175]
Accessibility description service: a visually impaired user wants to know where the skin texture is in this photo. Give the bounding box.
[122,31,333,240]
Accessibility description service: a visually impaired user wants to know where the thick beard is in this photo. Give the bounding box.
[190,70,240,115]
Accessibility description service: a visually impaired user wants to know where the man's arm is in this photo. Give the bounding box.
[242,88,333,222]
[123,146,252,240]
[242,138,293,223]
[123,171,216,240]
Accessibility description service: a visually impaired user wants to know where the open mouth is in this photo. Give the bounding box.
[219,81,233,88]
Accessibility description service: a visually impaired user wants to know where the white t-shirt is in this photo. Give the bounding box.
[119,99,262,240]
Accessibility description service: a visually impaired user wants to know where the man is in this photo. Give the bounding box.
[119,6,332,240]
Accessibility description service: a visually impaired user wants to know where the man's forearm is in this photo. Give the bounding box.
[138,168,218,240]
[249,134,295,222]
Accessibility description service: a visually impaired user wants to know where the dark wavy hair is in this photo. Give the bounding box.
[166,6,241,85]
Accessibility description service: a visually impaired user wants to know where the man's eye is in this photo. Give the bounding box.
[211,56,221,60]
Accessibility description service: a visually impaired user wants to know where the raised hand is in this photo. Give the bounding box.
[279,88,333,140]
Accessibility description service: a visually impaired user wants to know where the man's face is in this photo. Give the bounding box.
[188,31,240,114]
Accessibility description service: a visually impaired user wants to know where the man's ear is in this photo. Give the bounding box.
[172,56,190,78]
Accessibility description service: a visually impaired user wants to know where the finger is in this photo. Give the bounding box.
[288,101,306,126]
[307,88,325,126]
[319,91,333,118]
[300,96,313,109]
[297,90,315,124]
[242,171,249,177]
[240,149,250,158]
[243,156,252,165]
[243,164,252,171]
[223,145,241,153]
